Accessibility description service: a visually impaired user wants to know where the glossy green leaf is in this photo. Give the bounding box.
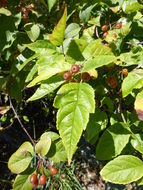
[47,0,57,12]
[122,69,143,97]
[18,54,39,72]
[27,55,71,87]
[135,91,143,121]
[25,64,38,83]
[41,131,60,141]
[35,136,51,156]
[54,83,95,162]
[65,23,80,39]
[82,40,116,71]
[122,1,143,14]
[49,7,67,46]
[85,109,108,144]
[25,40,56,54]
[100,155,143,184]
[66,39,88,63]
[96,123,131,160]
[25,23,40,42]
[27,76,65,101]
[131,134,143,154]
[47,139,67,162]
[8,142,34,174]
[13,169,34,190]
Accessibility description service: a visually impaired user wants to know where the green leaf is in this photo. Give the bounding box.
[85,109,108,144]
[35,136,51,157]
[13,168,34,190]
[96,123,131,160]
[82,40,117,71]
[49,7,67,46]
[122,69,143,97]
[25,64,38,83]
[79,4,97,23]
[135,91,143,121]
[18,54,39,72]
[24,23,40,42]
[131,134,143,154]
[41,131,60,141]
[122,1,143,14]
[66,39,88,63]
[65,23,80,39]
[0,8,11,16]
[27,75,65,101]
[119,52,141,66]
[27,55,71,87]
[25,40,56,54]
[100,155,143,184]
[47,139,67,163]
[47,0,58,12]
[8,142,34,174]
[54,83,95,162]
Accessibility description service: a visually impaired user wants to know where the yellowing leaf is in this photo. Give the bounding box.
[49,7,67,46]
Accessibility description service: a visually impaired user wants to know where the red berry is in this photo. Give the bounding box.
[30,174,38,188]
[102,25,109,32]
[122,68,128,75]
[115,22,122,29]
[50,167,58,175]
[103,32,108,38]
[71,64,80,74]
[39,175,46,186]
[63,71,72,81]
[106,77,117,89]
[81,72,90,82]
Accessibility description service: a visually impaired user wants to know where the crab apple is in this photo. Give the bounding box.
[81,72,90,82]
[30,174,38,188]
[113,33,118,39]
[71,64,80,74]
[115,22,122,29]
[63,71,72,81]
[39,175,46,186]
[102,25,109,32]
[103,32,108,38]
[107,77,117,89]
[50,166,58,176]
[122,68,128,75]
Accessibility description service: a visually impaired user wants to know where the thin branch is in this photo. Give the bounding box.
[9,96,36,147]
[119,90,127,124]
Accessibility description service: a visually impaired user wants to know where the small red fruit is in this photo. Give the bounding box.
[50,167,58,175]
[30,173,38,188]
[115,22,122,29]
[39,175,46,186]
[63,71,72,81]
[122,68,128,75]
[102,25,109,32]
[106,77,117,89]
[81,72,90,82]
[71,64,80,74]
[103,32,108,38]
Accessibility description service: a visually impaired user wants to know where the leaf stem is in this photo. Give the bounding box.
[9,96,36,147]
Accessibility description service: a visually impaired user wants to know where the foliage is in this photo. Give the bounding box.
[0,0,143,189]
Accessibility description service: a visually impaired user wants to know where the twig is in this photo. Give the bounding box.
[119,90,127,124]
[95,27,99,38]
[9,96,36,147]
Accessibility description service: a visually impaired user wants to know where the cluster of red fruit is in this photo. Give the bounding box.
[30,166,58,188]
[63,64,90,82]
[102,22,122,39]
